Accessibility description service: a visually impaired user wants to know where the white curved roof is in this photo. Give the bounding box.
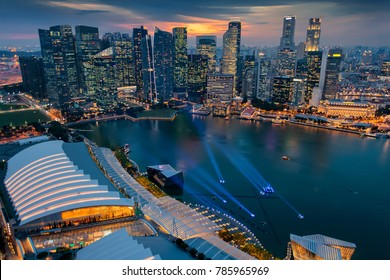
[5,141,133,226]
[77,228,160,260]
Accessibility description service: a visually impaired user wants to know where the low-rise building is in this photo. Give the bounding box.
[318,99,376,118]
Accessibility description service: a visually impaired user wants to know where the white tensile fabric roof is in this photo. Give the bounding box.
[5,141,133,226]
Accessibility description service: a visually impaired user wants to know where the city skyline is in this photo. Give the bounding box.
[1,0,390,48]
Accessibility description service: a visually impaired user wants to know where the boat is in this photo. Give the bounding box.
[189,110,210,116]
[282,155,290,160]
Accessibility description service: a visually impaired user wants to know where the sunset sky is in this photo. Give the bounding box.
[1,0,389,48]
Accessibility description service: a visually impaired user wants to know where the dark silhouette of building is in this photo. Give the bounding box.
[147,164,184,196]
[133,26,148,95]
[323,48,343,99]
[154,27,174,101]
[280,16,296,50]
[188,54,208,102]
[19,56,46,99]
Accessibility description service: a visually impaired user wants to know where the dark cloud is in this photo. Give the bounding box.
[76,10,109,15]
[0,0,389,47]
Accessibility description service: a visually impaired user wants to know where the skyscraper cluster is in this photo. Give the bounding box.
[24,16,344,110]
[268,16,343,105]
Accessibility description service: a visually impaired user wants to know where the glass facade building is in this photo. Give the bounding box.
[39,25,79,108]
[196,35,217,72]
[305,18,321,52]
[154,27,174,101]
[173,27,188,92]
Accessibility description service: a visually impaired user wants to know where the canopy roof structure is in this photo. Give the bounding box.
[5,141,133,226]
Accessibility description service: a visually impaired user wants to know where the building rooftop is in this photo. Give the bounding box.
[290,234,356,260]
[147,164,181,178]
[76,228,160,260]
[5,141,133,226]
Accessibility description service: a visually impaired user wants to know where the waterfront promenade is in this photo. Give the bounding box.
[66,111,176,127]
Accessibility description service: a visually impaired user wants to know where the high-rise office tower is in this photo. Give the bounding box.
[280,16,296,50]
[173,27,188,94]
[221,18,241,94]
[75,25,101,95]
[196,36,217,72]
[257,56,272,100]
[272,76,293,104]
[296,58,308,79]
[19,56,46,99]
[323,48,343,99]
[113,34,135,88]
[228,18,241,55]
[187,54,208,102]
[292,77,306,105]
[276,49,296,76]
[306,51,323,103]
[133,26,148,94]
[141,35,156,102]
[39,25,79,108]
[241,55,256,99]
[154,27,174,101]
[305,18,321,52]
[296,42,306,60]
[91,48,116,107]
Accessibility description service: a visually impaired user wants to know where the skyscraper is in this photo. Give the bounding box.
[39,25,79,108]
[173,27,188,94]
[75,25,101,95]
[272,76,293,104]
[221,18,241,93]
[323,48,343,99]
[305,18,321,52]
[196,36,217,72]
[306,51,323,103]
[154,27,174,101]
[241,55,256,99]
[187,54,208,102]
[113,34,135,88]
[19,56,46,99]
[91,47,117,107]
[133,26,148,94]
[141,35,156,102]
[276,49,296,76]
[280,16,296,50]
[257,55,272,100]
